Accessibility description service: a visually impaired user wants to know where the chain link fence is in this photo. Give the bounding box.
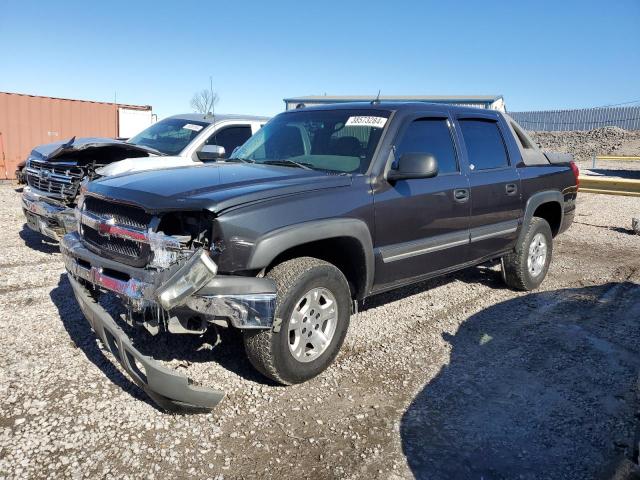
[509,105,640,131]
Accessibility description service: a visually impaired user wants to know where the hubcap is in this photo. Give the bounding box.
[527,233,548,277]
[288,287,338,363]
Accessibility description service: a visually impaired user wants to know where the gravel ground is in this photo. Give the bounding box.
[1,178,639,479]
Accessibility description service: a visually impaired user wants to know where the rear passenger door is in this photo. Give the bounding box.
[455,114,522,260]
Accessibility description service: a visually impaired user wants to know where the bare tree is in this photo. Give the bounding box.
[190,78,219,116]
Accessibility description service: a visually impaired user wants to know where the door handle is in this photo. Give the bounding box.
[505,183,518,195]
[453,188,469,203]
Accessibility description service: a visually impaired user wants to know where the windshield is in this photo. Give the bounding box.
[128,118,209,155]
[230,109,390,173]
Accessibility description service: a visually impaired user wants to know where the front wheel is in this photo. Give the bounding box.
[502,217,553,291]
[243,257,351,385]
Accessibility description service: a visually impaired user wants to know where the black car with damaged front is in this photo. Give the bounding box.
[60,103,578,411]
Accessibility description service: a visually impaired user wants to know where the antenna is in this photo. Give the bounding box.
[371,90,381,104]
[208,75,217,122]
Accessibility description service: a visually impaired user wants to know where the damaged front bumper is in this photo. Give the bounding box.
[21,187,76,240]
[60,232,277,411]
[67,275,224,411]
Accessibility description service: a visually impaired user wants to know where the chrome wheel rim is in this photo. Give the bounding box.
[527,233,548,277]
[288,287,338,363]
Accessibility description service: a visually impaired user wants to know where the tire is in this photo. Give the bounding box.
[502,217,553,291]
[243,257,351,385]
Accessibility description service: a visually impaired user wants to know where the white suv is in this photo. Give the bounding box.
[95,113,268,176]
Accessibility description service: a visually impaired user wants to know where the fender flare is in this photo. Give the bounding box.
[247,218,375,297]
[519,190,563,243]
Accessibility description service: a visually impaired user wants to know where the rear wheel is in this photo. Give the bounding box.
[243,257,351,385]
[502,217,553,291]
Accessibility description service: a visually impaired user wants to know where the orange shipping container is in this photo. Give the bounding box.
[0,91,151,179]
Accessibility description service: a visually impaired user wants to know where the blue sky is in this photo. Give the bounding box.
[1,0,638,119]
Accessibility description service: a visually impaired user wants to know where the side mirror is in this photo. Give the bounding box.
[198,145,226,161]
[387,153,438,181]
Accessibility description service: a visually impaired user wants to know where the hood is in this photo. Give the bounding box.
[30,137,163,164]
[95,156,196,177]
[87,163,352,213]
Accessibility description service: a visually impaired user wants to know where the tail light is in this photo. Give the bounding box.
[569,161,579,190]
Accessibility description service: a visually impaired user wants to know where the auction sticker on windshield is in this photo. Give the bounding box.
[345,116,387,128]
[183,124,204,132]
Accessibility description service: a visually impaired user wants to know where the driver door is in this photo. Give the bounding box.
[373,113,471,291]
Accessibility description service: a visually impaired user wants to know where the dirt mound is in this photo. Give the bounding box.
[530,127,640,162]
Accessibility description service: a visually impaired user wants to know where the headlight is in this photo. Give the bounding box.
[75,193,86,234]
[79,177,90,195]
[156,250,218,310]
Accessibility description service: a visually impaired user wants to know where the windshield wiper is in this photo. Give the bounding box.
[261,159,313,170]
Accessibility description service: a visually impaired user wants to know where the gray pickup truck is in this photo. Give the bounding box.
[60,102,578,411]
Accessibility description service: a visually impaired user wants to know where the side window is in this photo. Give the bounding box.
[459,119,509,170]
[206,126,253,157]
[395,118,458,174]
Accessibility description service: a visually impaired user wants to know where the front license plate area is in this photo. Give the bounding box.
[25,210,40,231]
[23,197,35,212]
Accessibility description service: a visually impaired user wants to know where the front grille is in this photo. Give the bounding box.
[26,159,84,200]
[81,195,153,267]
[83,227,143,258]
[84,196,151,229]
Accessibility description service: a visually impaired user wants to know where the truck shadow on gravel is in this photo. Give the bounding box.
[574,221,638,236]
[19,224,58,254]
[587,169,640,180]
[50,274,274,410]
[400,282,640,480]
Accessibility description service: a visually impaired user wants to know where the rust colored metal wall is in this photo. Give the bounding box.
[0,92,150,179]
